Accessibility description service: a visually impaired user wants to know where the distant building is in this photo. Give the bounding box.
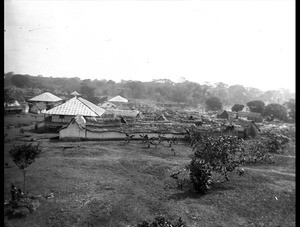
[30,102,47,114]
[108,95,128,103]
[217,110,229,119]
[44,96,105,128]
[100,101,117,109]
[247,112,263,123]
[4,100,23,114]
[28,92,63,110]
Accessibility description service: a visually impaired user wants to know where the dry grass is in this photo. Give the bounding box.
[4,115,295,227]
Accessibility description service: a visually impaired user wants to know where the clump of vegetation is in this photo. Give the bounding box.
[137,215,187,227]
[261,131,289,153]
[240,139,276,164]
[231,104,244,112]
[9,143,42,194]
[247,100,265,113]
[186,129,244,194]
[262,103,288,121]
[240,130,289,164]
[186,159,212,193]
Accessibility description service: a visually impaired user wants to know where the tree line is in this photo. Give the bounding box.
[4,72,294,108]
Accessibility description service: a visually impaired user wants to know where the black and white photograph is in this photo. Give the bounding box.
[4,0,295,226]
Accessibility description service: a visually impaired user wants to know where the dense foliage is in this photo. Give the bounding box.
[205,96,223,111]
[4,88,15,104]
[10,74,30,88]
[246,100,265,113]
[231,104,244,112]
[5,72,294,107]
[283,99,295,120]
[262,103,288,121]
[186,130,244,193]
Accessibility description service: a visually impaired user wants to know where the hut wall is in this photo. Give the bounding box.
[52,115,74,123]
[59,122,86,139]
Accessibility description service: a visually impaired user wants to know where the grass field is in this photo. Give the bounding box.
[4,115,295,227]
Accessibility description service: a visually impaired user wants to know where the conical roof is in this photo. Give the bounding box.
[108,95,128,103]
[45,97,105,116]
[28,92,62,102]
[71,91,81,96]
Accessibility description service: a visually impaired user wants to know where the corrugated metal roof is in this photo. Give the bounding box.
[45,97,105,116]
[108,95,128,103]
[28,92,62,102]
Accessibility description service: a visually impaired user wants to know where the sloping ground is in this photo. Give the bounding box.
[4,137,295,227]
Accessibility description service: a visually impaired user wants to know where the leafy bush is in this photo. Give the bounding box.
[137,216,187,227]
[9,143,42,193]
[186,130,244,193]
[240,139,276,164]
[240,131,289,164]
[261,131,289,153]
[262,103,288,121]
[231,104,244,112]
[186,158,212,194]
[247,100,265,113]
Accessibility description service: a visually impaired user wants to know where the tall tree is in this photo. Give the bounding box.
[283,99,295,120]
[247,100,265,113]
[212,82,229,106]
[228,85,247,105]
[9,143,42,193]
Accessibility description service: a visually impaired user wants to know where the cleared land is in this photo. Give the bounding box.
[4,114,295,227]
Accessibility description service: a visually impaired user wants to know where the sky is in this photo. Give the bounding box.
[5,0,295,92]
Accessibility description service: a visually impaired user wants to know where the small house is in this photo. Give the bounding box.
[103,109,141,122]
[108,95,128,108]
[217,110,229,119]
[155,114,168,121]
[30,102,47,114]
[233,120,260,139]
[59,115,87,140]
[44,96,106,128]
[246,121,260,138]
[28,92,63,110]
[4,100,23,114]
[108,95,128,103]
[100,102,117,109]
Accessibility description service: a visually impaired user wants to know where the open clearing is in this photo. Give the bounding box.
[4,114,295,227]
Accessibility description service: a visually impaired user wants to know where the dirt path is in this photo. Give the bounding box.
[243,167,295,177]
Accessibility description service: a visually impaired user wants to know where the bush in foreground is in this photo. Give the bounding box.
[137,216,187,227]
[186,130,245,193]
[9,143,42,194]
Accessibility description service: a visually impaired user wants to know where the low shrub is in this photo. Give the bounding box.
[186,128,245,193]
[137,215,187,227]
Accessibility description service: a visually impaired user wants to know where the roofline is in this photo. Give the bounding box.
[77,97,104,117]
